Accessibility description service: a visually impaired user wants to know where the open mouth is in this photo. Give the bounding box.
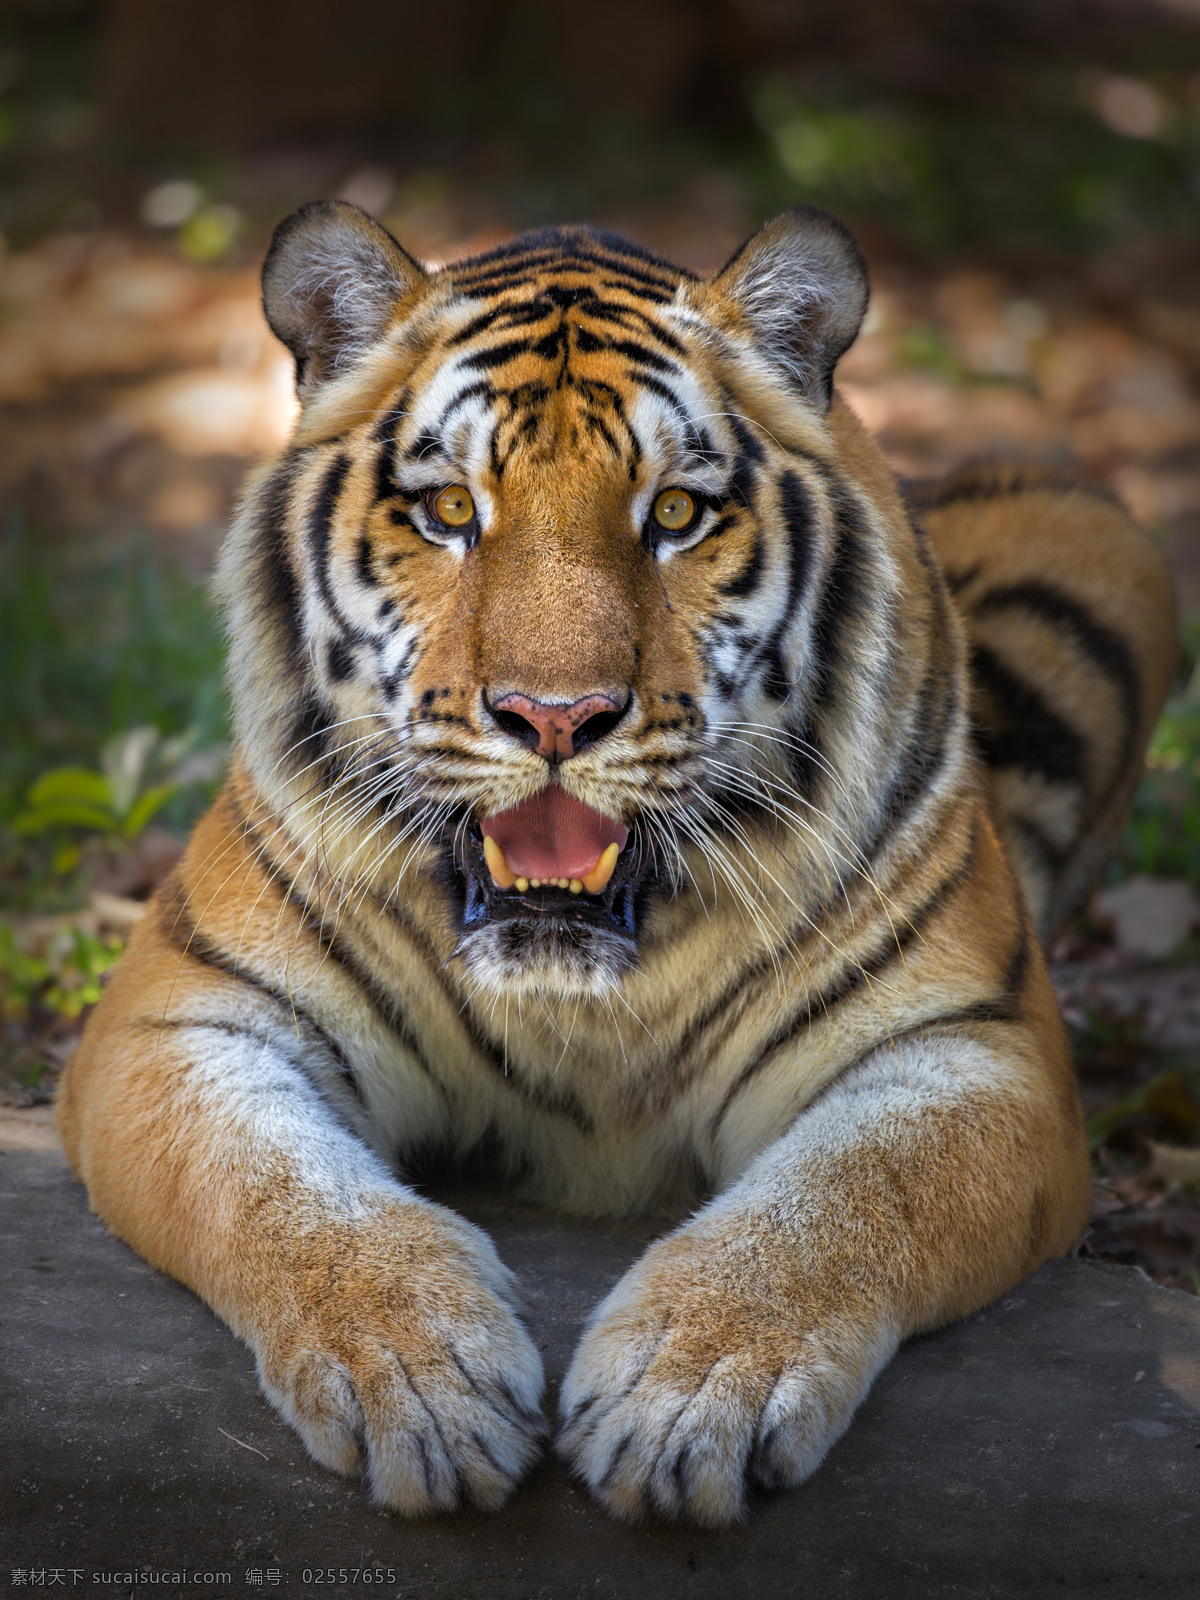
[457,786,643,938]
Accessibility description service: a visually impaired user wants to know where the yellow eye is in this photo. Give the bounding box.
[431,485,475,528]
[652,488,697,533]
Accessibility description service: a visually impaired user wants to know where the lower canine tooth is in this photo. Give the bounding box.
[581,842,620,896]
[483,835,516,889]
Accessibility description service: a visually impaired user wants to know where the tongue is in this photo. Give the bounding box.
[481,788,628,880]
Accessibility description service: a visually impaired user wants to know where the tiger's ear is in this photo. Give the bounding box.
[262,200,428,395]
[704,206,868,411]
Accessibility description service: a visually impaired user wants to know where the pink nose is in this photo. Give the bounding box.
[489,692,627,762]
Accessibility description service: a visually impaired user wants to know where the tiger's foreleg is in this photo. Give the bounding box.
[57,930,546,1516]
[557,1022,1090,1527]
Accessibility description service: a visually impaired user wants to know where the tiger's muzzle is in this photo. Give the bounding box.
[445,785,659,996]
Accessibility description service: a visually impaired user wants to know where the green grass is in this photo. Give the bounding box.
[0,516,228,819]
[0,515,228,908]
[1115,619,1200,889]
[746,75,1200,254]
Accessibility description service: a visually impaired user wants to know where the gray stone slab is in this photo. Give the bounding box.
[3,1147,1200,1599]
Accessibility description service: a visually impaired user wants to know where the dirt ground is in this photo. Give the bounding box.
[4,200,1200,1287]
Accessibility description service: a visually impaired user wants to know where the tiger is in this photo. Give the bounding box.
[56,200,1176,1528]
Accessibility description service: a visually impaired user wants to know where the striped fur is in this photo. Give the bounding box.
[912,465,1176,940]
[58,203,1172,1527]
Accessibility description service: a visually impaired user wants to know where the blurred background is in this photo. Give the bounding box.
[5,0,1200,1281]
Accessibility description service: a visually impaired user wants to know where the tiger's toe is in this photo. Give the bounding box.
[557,1245,899,1527]
[261,1310,547,1516]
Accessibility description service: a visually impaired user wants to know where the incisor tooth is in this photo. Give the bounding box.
[514,876,529,893]
[483,835,516,889]
[582,842,620,896]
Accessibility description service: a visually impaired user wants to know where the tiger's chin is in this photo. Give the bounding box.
[449,830,644,1000]
[455,915,639,1001]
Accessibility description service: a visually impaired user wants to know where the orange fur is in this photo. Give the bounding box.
[59,204,1170,1526]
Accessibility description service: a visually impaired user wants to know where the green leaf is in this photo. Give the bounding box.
[26,767,113,809]
[0,925,49,986]
[51,842,83,876]
[121,782,178,838]
[12,802,119,835]
[43,980,101,1017]
[0,925,50,1016]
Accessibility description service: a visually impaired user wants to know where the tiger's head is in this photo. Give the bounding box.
[220,202,929,1003]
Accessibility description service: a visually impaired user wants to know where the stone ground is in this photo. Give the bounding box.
[3,1134,1200,1600]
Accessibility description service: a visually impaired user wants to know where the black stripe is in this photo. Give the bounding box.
[327,638,354,682]
[405,430,447,462]
[1008,812,1070,873]
[160,897,359,1082]
[140,1015,363,1100]
[970,643,1087,787]
[453,228,685,282]
[708,819,981,1142]
[910,471,1119,513]
[251,454,305,665]
[974,581,1137,702]
[279,687,333,776]
[584,411,620,456]
[455,247,680,293]
[726,412,764,509]
[872,923,1031,1042]
[355,534,379,588]
[225,817,442,1078]
[455,270,537,297]
[532,327,566,363]
[433,379,495,434]
[382,639,418,699]
[239,811,595,1135]
[868,529,959,847]
[760,468,815,700]
[446,299,557,346]
[605,336,678,374]
[705,514,737,542]
[577,300,687,353]
[719,535,764,599]
[972,579,1140,784]
[458,270,675,306]
[632,372,690,424]
[373,403,404,503]
[944,562,981,595]
[462,335,541,372]
[785,473,871,791]
[574,379,642,473]
[307,453,360,635]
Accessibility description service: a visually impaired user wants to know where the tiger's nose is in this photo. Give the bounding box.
[488,691,629,762]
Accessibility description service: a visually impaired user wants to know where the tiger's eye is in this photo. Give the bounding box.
[432,485,475,528]
[652,488,697,533]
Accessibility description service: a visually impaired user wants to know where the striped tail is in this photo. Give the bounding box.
[912,465,1177,942]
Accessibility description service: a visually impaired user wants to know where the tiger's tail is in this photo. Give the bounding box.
[913,464,1177,942]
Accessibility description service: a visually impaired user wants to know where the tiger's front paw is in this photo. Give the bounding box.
[253,1201,546,1516]
[557,1229,897,1527]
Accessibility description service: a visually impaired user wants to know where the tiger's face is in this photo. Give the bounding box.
[230,204,872,999]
